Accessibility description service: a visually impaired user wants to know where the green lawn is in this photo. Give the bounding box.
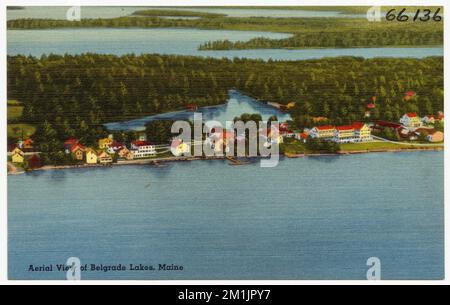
[340,141,442,151]
[7,100,37,140]
[280,139,308,154]
[7,100,23,120]
[281,139,443,154]
[8,123,36,139]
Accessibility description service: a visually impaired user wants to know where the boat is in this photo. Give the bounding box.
[226,156,250,165]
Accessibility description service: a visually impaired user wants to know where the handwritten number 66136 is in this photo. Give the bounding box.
[386,8,442,22]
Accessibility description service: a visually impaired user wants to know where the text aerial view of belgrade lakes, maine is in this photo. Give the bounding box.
[6,6,444,280]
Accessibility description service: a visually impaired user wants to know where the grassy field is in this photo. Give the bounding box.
[340,141,443,151]
[8,123,36,139]
[282,139,443,155]
[280,140,308,154]
[7,100,36,139]
[7,100,23,121]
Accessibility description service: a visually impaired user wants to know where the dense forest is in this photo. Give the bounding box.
[8,54,443,145]
[199,29,443,50]
[8,15,443,49]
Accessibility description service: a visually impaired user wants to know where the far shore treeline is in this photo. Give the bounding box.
[8,54,443,152]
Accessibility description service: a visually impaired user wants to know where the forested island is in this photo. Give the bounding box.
[8,54,443,155]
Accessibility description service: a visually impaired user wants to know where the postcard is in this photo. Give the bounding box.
[5,4,444,281]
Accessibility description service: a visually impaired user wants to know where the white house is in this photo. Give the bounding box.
[130,141,156,158]
[400,113,422,128]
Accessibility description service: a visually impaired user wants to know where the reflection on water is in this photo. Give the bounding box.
[104,90,292,131]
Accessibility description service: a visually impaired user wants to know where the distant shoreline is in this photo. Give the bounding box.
[7,146,443,175]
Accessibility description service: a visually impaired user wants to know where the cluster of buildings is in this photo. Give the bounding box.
[377,112,445,142]
[400,112,444,128]
[9,134,158,166]
[305,122,372,143]
[8,108,445,167]
[63,135,157,164]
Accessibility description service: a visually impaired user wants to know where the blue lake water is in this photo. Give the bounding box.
[7,28,443,60]
[8,151,444,280]
[105,90,292,131]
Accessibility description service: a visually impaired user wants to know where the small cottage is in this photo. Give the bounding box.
[85,149,98,164]
[11,147,24,164]
[71,144,85,161]
[98,151,113,164]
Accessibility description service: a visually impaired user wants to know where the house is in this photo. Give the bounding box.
[205,130,235,153]
[28,154,41,169]
[400,113,422,128]
[130,141,156,158]
[295,132,308,143]
[98,137,113,149]
[334,125,355,143]
[285,102,296,110]
[422,115,436,125]
[186,104,198,111]
[279,122,290,130]
[71,143,85,161]
[86,149,98,164]
[309,125,336,139]
[404,90,416,101]
[117,147,130,159]
[171,139,190,156]
[280,128,295,138]
[427,131,444,142]
[106,141,125,154]
[352,122,372,142]
[98,151,113,164]
[64,137,79,153]
[125,151,134,160]
[11,147,24,164]
[23,138,34,150]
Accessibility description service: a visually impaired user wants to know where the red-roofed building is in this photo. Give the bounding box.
[310,125,336,139]
[186,104,198,111]
[400,113,422,128]
[352,122,372,142]
[334,125,355,143]
[71,143,85,161]
[295,132,309,143]
[404,90,416,101]
[64,137,79,153]
[130,141,156,158]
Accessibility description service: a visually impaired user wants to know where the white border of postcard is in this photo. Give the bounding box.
[0,0,448,285]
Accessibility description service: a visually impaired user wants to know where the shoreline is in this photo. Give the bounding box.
[7,146,443,175]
